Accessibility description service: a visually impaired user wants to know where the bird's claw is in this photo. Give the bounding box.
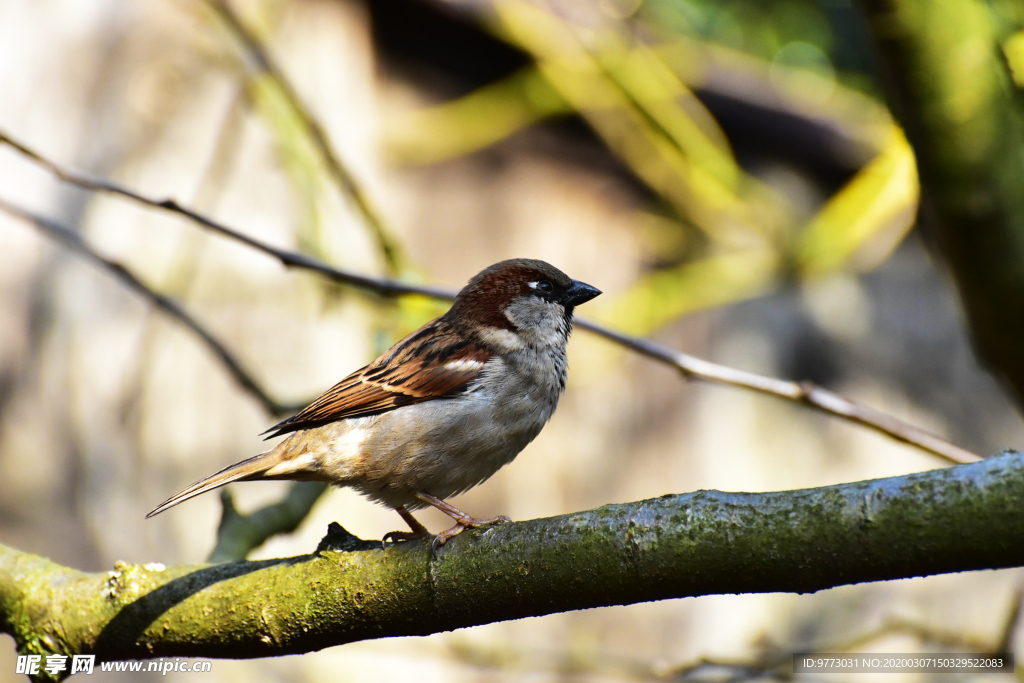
[431,514,512,550]
[381,530,428,549]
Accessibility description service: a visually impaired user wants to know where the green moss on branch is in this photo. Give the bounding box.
[2,452,1023,673]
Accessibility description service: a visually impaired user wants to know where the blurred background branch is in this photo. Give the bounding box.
[854,0,1024,407]
[208,482,328,563]
[0,197,296,418]
[0,133,433,298]
[207,0,403,273]
[0,132,979,467]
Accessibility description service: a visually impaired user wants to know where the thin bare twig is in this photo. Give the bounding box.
[205,0,402,273]
[580,322,981,465]
[0,197,298,417]
[0,132,981,464]
[0,132,436,297]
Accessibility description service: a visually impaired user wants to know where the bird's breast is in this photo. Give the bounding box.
[308,350,566,508]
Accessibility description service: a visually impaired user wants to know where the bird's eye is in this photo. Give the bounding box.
[535,280,554,293]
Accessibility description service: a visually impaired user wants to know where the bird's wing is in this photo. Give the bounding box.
[263,320,492,438]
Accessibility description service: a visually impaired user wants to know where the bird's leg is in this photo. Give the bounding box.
[415,491,511,546]
[382,506,431,546]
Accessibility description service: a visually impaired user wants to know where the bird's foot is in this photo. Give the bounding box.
[382,505,432,548]
[412,492,511,550]
[381,529,430,548]
[433,513,512,549]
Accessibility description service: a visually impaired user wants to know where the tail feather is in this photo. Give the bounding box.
[146,452,280,518]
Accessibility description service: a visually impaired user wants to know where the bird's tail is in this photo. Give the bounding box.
[146,451,284,518]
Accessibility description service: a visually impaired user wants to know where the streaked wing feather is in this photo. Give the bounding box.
[263,320,490,438]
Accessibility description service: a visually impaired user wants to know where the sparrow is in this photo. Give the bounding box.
[147,259,601,546]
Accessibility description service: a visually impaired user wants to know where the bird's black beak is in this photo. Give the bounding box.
[563,280,602,306]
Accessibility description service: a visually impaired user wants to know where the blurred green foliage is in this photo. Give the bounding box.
[384,0,917,335]
[219,0,1021,340]
[642,0,876,83]
[797,129,916,276]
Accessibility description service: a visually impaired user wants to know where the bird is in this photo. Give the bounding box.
[147,259,601,546]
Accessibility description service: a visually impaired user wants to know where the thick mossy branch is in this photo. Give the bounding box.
[855,0,1024,403]
[2,453,1023,668]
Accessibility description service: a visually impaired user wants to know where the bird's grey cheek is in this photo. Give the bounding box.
[503,297,565,332]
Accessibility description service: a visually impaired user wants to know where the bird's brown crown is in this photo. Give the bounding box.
[446,259,574,331]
